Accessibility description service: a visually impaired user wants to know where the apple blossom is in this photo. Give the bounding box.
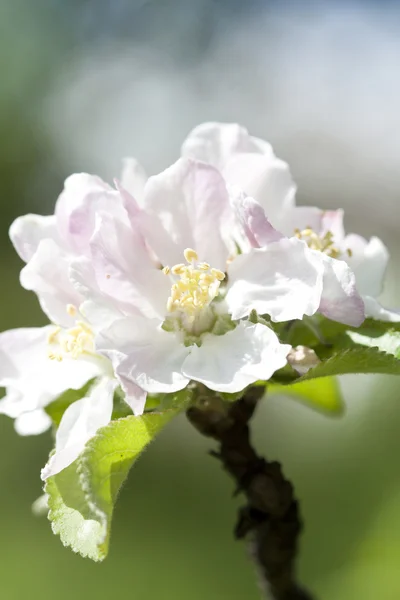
[78,158,327,396]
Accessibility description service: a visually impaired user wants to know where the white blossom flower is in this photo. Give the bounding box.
[3,173,146,478]
[75,158,331,396]
[182,123,376,326]
[230,189,365,327]
[276,206,399,322]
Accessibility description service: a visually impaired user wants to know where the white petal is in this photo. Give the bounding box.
[120,158,148,205]
[97,316,190,394]
[90,212,170,319]
[226,238,323,322]
[20,239,82,327]
[55,173,127,254]
[142,158,231,269]
[362,296,400,322]
[345,235,389,298]
[9,214,58,262]
[318,254,365,327]
[182,321,290,393]
[41,377,116,479]
[181,122,272,169]
[15,409,52,436]
[223,153,296,222]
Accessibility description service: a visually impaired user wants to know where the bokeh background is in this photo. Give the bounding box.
[1,1,400,598]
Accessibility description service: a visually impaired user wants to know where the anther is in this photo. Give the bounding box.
[184,248,198,263]
[66,304,77,317]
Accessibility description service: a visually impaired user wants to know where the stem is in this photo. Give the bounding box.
[186,387,315,600]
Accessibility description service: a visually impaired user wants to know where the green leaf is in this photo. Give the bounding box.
[286,317,400,355]
[45,410,178,561]
[268,376,344,415]
[298,347,400,381]
[45,379,96,427]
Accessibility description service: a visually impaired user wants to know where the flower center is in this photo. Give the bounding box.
[47,304,96,361]
[163,248,225,321]
[294,227,352,259]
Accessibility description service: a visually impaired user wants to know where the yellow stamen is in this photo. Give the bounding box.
[184,248,198,263]
[47,312,95,362]
[294,226,345,259]
[163,248,225,321]
[66,304,77,317]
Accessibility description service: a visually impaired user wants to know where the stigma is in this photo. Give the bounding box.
[163,248,225,323]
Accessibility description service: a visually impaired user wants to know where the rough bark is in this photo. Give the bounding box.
[187,387,315,600]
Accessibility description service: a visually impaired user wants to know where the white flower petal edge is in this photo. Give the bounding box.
[9,214,58,262]
[120,157,148,205]
[181,122,270,169]
[362,296,400,323]
[55,173,127,255]
[318,254,365,327]
[225,238,324,322]
[345,235,389,299]
[41,378,116,480]
[15,409,52,436]
[182,321,290,393]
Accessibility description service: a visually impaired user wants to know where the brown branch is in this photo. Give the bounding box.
[186,387,315,600]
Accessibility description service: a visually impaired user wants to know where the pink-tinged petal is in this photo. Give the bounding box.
[120,158,148,205]
[181,122,269,169]
[362,296,400,323]
[9,214,58,262]
[20,239,82,327]
[14,409,52,436]
[318,254,365,327]
[231,187,283,248]
[226,238,324,322]
[90,212,170,319]
[345,235,389,298]
[223,153,296,221]
[142,158,231,270]
[55,173,127,255]
[41,377,116,479]
[182,321,290,393]
[0,326,101,417]
[96,316,190,394]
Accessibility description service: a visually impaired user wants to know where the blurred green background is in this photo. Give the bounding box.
[1,1,400,598]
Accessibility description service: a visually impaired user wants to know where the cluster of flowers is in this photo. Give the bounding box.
[0,122,397,480]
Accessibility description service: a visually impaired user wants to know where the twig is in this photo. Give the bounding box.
[186,387,315,600]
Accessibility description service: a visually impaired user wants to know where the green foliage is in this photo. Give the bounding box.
[267,318,400,412]
[268,376,344,415]
[298,347,400,381]
[45,410,178,561]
